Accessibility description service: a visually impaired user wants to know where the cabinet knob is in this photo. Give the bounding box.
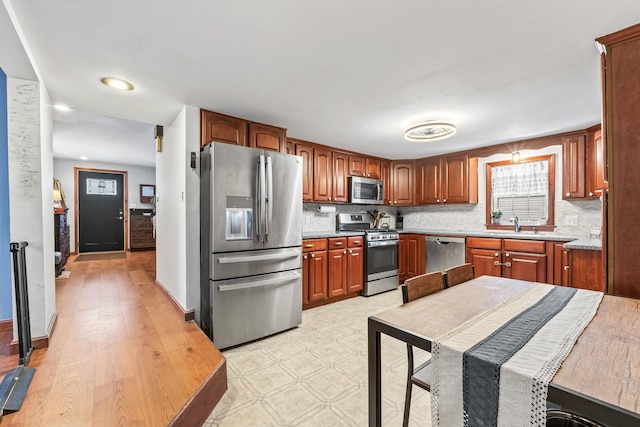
[564,265,570,270]
[349,249,352,254]
[566,192,571,197]
[367,173,370,177]
[495,252,499,257]
[505,253,510,257]
[343,250,347,254]
[443,199,446,203]
[311,253,315,258]
[328,197,331,201]
[303,255,308,260]
[589,192,594,197]
[394,201,397,204]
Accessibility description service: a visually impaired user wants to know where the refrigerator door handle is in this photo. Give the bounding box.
[218,271,301,292]
[265,155,273,241]
[217,251,300,264]
[256,154,266,242]
[255,158,261,241]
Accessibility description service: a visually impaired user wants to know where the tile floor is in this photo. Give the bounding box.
[206,289,432,426]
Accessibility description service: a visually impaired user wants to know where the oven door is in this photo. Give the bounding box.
[367,240,399,280]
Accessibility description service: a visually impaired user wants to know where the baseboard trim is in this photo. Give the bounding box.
[0,319,13,332]
[154,279,196,322]
[9,312,57,355]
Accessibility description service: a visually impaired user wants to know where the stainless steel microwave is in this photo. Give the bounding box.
[348,176,384,205]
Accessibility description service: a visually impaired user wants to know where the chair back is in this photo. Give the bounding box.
[402,272,445,303]
[444,263,474,288]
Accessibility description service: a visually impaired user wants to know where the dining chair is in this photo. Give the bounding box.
[401,271,445,427]
[444,263,475,288]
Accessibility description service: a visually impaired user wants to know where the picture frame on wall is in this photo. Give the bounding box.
[140,184,155,204]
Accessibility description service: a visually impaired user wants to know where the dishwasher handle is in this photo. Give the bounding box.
[425,236,466,245]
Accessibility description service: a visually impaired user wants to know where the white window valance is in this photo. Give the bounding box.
[491,160,549,196]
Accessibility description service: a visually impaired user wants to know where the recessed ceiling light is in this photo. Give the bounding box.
[80,156,88,160]
[100,77,134,91]
[53,104,72,112]
[404,121,457,142]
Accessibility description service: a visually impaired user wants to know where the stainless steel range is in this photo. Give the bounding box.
[336,213,399,296]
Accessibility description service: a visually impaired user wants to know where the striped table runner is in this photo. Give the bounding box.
[431,283,603,427]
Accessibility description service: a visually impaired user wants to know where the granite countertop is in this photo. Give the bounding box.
[303,229,602,251]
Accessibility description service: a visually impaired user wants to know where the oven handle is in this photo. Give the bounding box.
[367,240,399,248]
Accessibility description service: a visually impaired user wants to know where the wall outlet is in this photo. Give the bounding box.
[590,226,602,236]
[565,215,578,226]
[305,215,312,224]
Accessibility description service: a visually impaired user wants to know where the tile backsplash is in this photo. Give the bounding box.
[303,198,602,237]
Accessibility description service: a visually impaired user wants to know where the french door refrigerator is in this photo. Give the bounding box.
[200,142,303,349]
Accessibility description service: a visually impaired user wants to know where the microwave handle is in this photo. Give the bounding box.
[377,183,382,201]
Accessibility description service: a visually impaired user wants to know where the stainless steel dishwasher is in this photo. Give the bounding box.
[425,236,466,273]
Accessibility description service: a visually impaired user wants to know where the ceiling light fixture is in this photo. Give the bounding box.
[53,104,72,112]
[404,121,457,142]
[100,77,135,91]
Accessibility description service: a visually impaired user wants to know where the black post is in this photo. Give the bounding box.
[9,241,33,366]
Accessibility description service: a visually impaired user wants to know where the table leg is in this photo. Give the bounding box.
[368,317,382,427]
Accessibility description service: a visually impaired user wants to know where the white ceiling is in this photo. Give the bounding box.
[4,1,640,166]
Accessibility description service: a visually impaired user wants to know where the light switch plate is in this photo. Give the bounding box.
[565,215,578,226]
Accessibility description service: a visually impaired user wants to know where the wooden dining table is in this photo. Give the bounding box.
[367,275,640,426]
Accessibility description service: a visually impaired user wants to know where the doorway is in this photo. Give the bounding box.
[76,169,127,253]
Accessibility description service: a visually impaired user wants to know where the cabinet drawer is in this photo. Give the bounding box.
[328,237,348,249]
[348,236,364,247]
[303,238,327,252]
[466,237,502,250]
[503,239,546,254]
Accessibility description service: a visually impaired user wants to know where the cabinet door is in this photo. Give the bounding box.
[349,155,366,177]
[468,248,502,277]
[296,143,314,202]
[200,110,247,147]
[332,152,349,203]
[503,252,547,282]
[399,235,408,282]
[381,160,392,205]
[588,127,606,196]
[443,154,469,203]
[415,158,441,204]
[248,122,286,152]
[347,247,364,293]
[552,242,570,286]
[562,134,587,199]
[365,158,381,179]
[391,161,414,206]
[569,249,604,292]
[302,253,310,305]
[406,234,426,278]
[313,148,333,202]
[328,248,348,297]
[308,250,328,302]
[285,140,295,155]
[562,249,571,287]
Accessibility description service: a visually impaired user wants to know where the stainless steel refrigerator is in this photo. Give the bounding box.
[200,142,303,349]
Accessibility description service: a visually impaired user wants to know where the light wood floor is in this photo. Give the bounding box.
[0,251,226,426]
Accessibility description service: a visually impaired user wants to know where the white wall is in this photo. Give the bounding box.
[53,158,155,252]
[7,77,55,339]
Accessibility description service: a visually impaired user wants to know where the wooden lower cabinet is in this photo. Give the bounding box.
[303,236,363,309]
[561,249,605,292]
[466,237,548,283]
[130,212,156,250]
[399,234,426,283]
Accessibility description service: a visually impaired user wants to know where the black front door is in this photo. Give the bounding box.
[78,171,125,253]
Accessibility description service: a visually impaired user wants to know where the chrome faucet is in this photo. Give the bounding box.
[512,214,520,233]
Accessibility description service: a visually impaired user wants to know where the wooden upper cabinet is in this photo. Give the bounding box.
[416,157,441,204]
[391,161,414,206]
[381,160,391,205]
[313,147,333,202]
[444,153,476,203]
[248,122,287,153]
[200,109,247,147]
[365,158,381,179]
[562,134,587,200]
[295,141,314,202]
[348,155,366,177]
[588,126,607,194]
[285,140,295,155]
[332,152,349,203]
[415,154,477,205]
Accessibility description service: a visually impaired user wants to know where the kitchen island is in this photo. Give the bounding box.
[368,275,639,426]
